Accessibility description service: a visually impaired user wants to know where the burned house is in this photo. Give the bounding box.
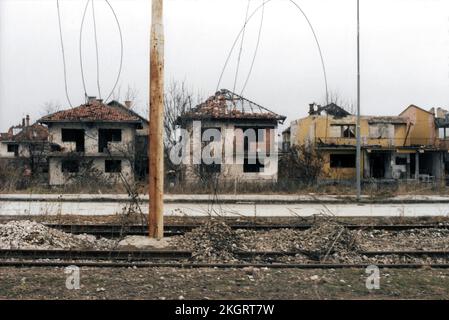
[175,89,286,184]
[106,100,149,179]
[0,115,49,175]
[39,98,145,186]
[290,103,448,183]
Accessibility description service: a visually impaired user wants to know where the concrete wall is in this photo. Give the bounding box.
[182,120,279,184]
[49,157,134,186]
[0,142,30,158]
[400,106,437,146]
[48,122,135,155]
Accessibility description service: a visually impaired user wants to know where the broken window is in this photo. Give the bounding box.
[61,129,85,152]
[330,154,356,168]
[61,160,79,173]
[200,127,221,173]
[98,129,122,153]
[105,160,121,173]
[331,125,355,138]
[395,157,407,165]
[243,158,265,173]
[369,124,391,139]
[235,127,271,173]
[7,144,19,156]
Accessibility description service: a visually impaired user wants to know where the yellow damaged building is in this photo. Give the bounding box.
[289,103,448,182]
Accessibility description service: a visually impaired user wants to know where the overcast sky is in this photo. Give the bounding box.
[1,0,449,132]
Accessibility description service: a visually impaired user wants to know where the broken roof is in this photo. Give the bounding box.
[176,89,286,124]
[0,124,48,143]
[313,103,351,118]
[39,100,141,124]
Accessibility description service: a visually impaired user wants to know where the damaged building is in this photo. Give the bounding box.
[289,103,449,183]
[176,89,286,184]
[0,115,49,177]
[38,98,146,186]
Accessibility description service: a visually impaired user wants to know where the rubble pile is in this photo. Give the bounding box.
[172,219,241,262]
[359,228,449,251]
[0,220,116,250]
[234,221,361,262]
[291,221,360,261]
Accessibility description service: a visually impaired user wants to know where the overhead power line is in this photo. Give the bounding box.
[232,0,251,96]
[92,0,102,99]
[79,0,91,101]
[240,0,265,96]
[104,0,124,103]
[56,0,73,108]
[216,0,328,104]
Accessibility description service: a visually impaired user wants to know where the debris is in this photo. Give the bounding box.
[171,219,241,262]
[118,236,171,249]
[0,220,116,250]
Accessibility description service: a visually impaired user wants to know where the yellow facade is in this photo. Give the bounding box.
[290,104,443,181]
[399,105,438,147]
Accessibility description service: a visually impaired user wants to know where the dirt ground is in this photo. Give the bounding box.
[2,214,449,226]
[0,267,448,300]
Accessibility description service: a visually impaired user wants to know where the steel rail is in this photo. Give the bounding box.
[42,223,449,237]
[0,249,191,261]
[1,260,449,269]
[1,249,449,261]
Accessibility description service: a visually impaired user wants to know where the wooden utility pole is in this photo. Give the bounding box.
[356,0,361,201]
[149,0,164,239]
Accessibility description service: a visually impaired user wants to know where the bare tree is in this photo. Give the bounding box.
[41,101,62,116]
[326,91,355,114]
[163,81,201,182]
[112,84,139,109]
[279,144,325,186]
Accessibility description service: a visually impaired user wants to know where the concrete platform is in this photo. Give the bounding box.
[2,193,449,203]
[0,198,448,217]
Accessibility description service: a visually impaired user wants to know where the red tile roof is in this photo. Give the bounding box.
[0,124,48,142]
[177,89,286,123]
[40,101,141,123]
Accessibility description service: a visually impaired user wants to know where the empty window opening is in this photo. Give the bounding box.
[369,153,388,178]
[395,156,407,165]
[61,160,79,173]
[7,144,19,156]
[330,154,356,168]
[105,160,122,173]
[243,157,265,173]
[99,129,122,153]
[200,127,221,173]
[331,125,355,138]
[61,129,85,152]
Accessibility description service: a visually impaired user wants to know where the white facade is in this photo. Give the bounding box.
[47,122,136,186]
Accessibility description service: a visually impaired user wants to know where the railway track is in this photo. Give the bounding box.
[2,260,449,269]
[1,248,449,268]
[43,223,449,237]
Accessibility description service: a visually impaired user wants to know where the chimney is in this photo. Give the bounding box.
[26,115,30,127]
[22,118,25,127]
[88,96,97,104]
[309,103,315,115]
[124,100,132,109]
